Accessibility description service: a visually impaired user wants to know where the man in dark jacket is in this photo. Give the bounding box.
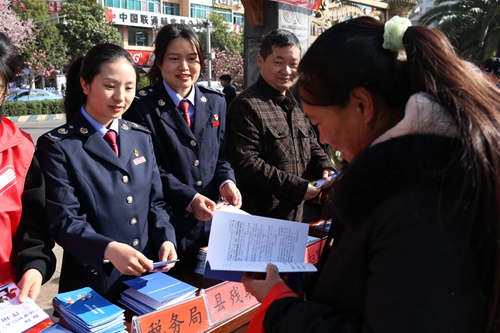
[226,30,334,221]
[219,74,237,109]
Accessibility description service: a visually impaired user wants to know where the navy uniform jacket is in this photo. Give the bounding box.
[123,82,235,257]
[36,111,176,301]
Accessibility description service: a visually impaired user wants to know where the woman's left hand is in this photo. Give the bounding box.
[17,269,43,302]
[154,241,178,272]
[242,263,283,303]
[221,181,242,208]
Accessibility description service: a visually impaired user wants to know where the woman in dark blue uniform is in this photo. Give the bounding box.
[123,24,241,270]
[37,43,177,301]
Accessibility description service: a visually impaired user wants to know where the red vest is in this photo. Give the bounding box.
[0,116,34,282]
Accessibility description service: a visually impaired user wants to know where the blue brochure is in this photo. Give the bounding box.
[122,272,197,310]
[53,287,124,328]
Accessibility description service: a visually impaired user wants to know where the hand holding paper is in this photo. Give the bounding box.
[242,263,284,303]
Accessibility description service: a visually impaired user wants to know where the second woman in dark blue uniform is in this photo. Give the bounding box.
[37,43,177,301]
[123,24,241,269]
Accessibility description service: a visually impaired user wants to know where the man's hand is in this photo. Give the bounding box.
[242,263,283,303]
[151,241,178,272]
[322,169,335,179]
[17,269,43,302]
[104,241,153,276]
[191,194,216,221]
[220,181,242,208]
[320,169,336,189]
[304,183,321,201]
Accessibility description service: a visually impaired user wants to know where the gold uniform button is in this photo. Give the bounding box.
[193,160,200,166]
[190,140,197,147]
[129,218,137,226]
[122,175,129,183]
[132,239,139,247]
[195,180,202,186]
[126,196,134,204]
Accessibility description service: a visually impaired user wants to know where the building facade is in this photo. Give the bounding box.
[96,0,244,67]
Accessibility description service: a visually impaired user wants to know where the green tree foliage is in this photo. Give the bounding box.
[198,12,243,56]
[36,23,69,71]
[11,0,49,21]
[419,0,500,61]
[59,0,122,58]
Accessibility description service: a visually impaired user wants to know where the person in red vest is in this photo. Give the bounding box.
[0,32,56,302]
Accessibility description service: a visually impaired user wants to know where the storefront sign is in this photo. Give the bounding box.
[213,0,233,10]
[109,8,203,29]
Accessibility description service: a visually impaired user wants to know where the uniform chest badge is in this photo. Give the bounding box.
[133,156,146,165]
[121,123,129,130]
[212,114,220,127]
[134,149,139,157]
[200,96,207,103]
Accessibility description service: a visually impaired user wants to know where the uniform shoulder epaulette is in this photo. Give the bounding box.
[135,86,157,101]
[43,123,75,142]
[197,84,225,97]
[124,120,151,134]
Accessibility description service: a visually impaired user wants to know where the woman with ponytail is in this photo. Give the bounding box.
[242,16,500,332]
[37,43,177,301]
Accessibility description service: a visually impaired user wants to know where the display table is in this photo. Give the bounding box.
[124,269,260,333]
[123,224,328,333]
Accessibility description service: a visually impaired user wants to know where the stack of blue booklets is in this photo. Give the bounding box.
[53,287,126,333]
[119,272,197,315]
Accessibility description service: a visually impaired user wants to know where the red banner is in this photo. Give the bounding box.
[127,50,153,66]
[270,0,322,11]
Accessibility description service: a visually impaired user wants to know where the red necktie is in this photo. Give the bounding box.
[178,100,192,129]
[104,130,119,156]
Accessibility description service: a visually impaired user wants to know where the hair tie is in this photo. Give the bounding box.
[382,16,412,52]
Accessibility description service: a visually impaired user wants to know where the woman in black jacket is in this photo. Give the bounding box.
[0,32,55,302]
[242,16,500,333]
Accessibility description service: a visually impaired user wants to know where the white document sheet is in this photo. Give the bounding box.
[205,210,317,279]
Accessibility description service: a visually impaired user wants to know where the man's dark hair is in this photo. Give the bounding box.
[259,29,301,61]
[219,74,232,82]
